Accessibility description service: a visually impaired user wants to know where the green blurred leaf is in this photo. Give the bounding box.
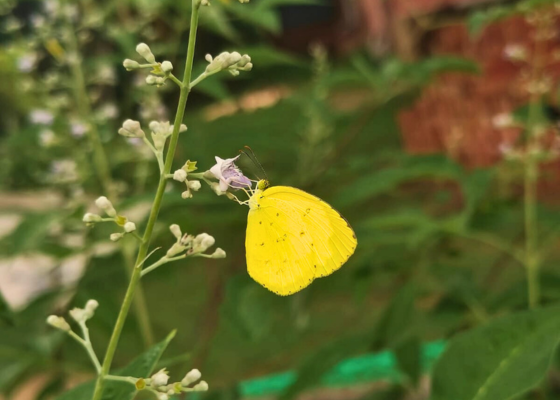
[55,330,176,400]
[0,212,65,256]
[468,5,516,36]
[0,289,14,327]
[432,305,560,400]
[238,45,305,68]
[372,284,416,349]
[393,335,421,386]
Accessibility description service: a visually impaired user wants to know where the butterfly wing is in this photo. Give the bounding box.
[246,186,357,296]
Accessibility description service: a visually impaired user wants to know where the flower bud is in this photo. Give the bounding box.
[181,369,202,386]
[123,59,140,70]
[85,299,99,315]
[212,248,226,259]
[124,222,136,233]
[95,196,117,217]
[169,224,182,239]
[70,307,87,323]
[110,232,124,242]
[193,233,215,252]
[151,369,169,388]
[181,190,193,199]
[136,43,156,64]
[83,213,102,223]
[193,381,209,391]
[173,169,187,182]
[161,61,173,73]
[205,54,213,63]
[47,315,71,331]
[118,119,145,138]
[146,75,158,85]
[188,180,201,191]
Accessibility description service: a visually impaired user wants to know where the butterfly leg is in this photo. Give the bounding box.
[227,192,249,206]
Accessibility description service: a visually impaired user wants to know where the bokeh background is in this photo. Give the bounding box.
[2,0,560,399]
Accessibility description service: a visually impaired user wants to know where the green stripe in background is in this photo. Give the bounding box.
[239,341,446,397]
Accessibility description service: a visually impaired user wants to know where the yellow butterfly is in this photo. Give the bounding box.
[245,179,357,296]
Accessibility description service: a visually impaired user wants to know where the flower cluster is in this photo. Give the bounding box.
[83,197,137,242]
[123,43,175,87]
[172,160,201,199]
[205,52,253,77]
[135,368,208,400]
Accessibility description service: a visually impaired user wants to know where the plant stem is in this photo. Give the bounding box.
[525,12,546,310]
[525,157,539,309]
[91,2,200,399]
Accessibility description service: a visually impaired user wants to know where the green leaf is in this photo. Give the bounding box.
[0,289,15,326]
[432,305,560,400]
[467,5,516,36]
[55,330,176,400]
[393,335,421,386]
[372,284,416,349]
[237,46,305,68]
[0,212,64,256]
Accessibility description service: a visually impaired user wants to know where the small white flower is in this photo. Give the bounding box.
[210,156,252,192]
[492,113,514,129]
[188,180,201,191]
[47,315,70,331]
[161,61,173,73]
[85,299,99,315]
[504,44,527,61]
[110,232,124,242]
[169,224,182,239]
[151,369,170,388]
[193,381,209,391]
[124,222,136,233]
[212,248,226,259]
[181,369,202,386]
[30,109,54,125]
[173,169,188,182]
[83,213,102,223]
[118,119,145,138]
[136,43,156,64]
[95,196,117,217]
[193,233,215,253]
[71,120,88,138]
[123,58,140,71]
[17,53,37,73]
[39,130,56,147]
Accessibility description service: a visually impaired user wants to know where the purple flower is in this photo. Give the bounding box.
[210,156,252,192]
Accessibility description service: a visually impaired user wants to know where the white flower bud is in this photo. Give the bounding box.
[193,381,209,391]
[157,394,168,400]
[83,213,102,223]
[123,59,140,70]
[173,169,187,182]
[201,0,210,5]
[47,315,71,331]
[181,190,193,199]
[69,307,87,323]
[136,43,156,64]
[95,196,117,217]
[149,121,160,132]
[124,222,136,233]
[205,54,213,63]
[110,232,124,242]
[118,119,145,138]
[151,369,169,388]
[188,180,201,191]
[178,124,188,133]
[146,75,158,85]
[212,248,226,259]
[193,233,215,252]
[161,61,173,73]
[169,224,182,239]
[181,369,202,386]
[85,299,99,316]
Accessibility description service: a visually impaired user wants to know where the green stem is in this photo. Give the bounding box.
[91,2,200,399]
[525,156,539,309]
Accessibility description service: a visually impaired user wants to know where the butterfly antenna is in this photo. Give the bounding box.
[239,146,268,181]
[244,146,268,181]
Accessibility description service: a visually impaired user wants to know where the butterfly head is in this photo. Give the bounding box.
[257,179,270,191]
